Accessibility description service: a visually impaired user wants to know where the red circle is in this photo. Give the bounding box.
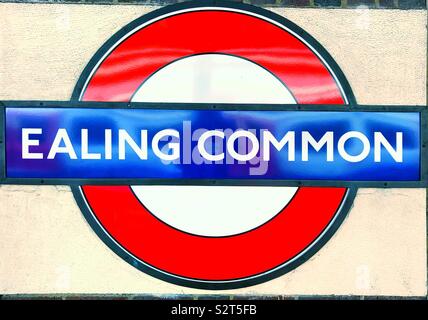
[80,10,348,280]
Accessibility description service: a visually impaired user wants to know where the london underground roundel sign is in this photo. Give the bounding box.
[71,0,358,289]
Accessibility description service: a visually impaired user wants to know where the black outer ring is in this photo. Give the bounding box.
[70,0,358,290]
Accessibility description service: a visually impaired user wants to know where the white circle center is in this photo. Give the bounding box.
[131,54,298,237]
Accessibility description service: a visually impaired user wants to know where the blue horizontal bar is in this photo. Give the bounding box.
[5,107,421,182]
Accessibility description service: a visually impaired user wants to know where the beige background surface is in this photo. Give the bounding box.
[0,3,426,296]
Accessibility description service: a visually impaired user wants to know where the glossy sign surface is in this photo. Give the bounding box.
[69,1,357,289]
[6,107,420,181]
